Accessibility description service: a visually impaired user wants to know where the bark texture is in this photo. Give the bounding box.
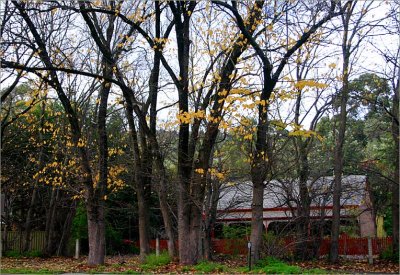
[330,3,352,262]
[391,67,399,256]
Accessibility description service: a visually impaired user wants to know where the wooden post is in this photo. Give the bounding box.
[74,239,80,259]
[367,237,373,264]
[156,237,160,256]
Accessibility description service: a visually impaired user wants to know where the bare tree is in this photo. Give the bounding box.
[214,0,348,262]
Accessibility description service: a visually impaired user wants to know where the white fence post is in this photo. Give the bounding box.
[74,239,80,259]
[367,237,373,264]
[156,237,160,256]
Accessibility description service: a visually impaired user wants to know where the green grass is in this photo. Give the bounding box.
[1,268,62,274]
[193,261,228,273]
[261,262,302,274]
[139,251,171,270]
[241,257,327,274]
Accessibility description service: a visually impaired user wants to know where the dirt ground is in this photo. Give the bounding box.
[1,254,399,274]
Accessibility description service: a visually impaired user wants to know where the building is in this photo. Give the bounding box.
[216,175,377,237]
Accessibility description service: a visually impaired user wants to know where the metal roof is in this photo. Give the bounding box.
[217,175,367,211]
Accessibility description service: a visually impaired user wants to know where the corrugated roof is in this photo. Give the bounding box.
[218,175,367,210]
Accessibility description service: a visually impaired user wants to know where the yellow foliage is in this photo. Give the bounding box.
[288,128,323,141]
[77,138,85,147]
[328,63,337,69]
[176,110,206,124]
[195,168,205,174]
[271,120,287,130]
[294,80,328,90]
[243,134,253,140]
[208,168,225,180]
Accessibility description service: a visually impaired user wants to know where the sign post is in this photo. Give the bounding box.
[247,241,252,271]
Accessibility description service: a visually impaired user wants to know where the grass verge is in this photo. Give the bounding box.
[236,257,327,274]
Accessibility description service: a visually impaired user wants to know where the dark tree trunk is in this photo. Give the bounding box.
[203,178,220,260]
[44,187,59,255]
[23,186,37,252]
[294,144,311,260]
[330,5,351,263]
[391,69,399,256]
[56,201,76,256]
[171,1,197,264]
[329,81,348,263]
[136,163,151,262]
[156,160,175,257]
[250,176,265,262]
[87,199,106,265]
[169,1,262,264]
[292,81,312,260]
[2,193,9,253]
[189,206,203,262]
[137,188,150,260]
[85,22,114,262]
[249,74,273,263]
[125,102,150,261]
[178,186,192,264]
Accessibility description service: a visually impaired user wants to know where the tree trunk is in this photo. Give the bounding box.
[86,41,113,264]
[56,200,76,256]
[203,178,220,260]
[329,89,347,264]
[189,207,202,262]
[294,143,312,260]
[250,176,265,263]
[178,184,192,264]
[2,194,9,253]
[87,199,105,265]
[44,187,59,256]
[44,186,59,255]
[137,180,150,261]
[391,68,399,256]
[330,4,351,263]
[125,99,152,261]
[156,164,175,257]
[23,187,37,252]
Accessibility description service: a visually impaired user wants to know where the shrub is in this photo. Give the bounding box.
[4,250,43,258]
[140,251,171,270]
[4,250,22,258]
[121,239,140,254]
[380,246,399,262]
[261,232,293,259]
[25,250,43,257]
[194,261,227,273]
[222,224,250,239]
